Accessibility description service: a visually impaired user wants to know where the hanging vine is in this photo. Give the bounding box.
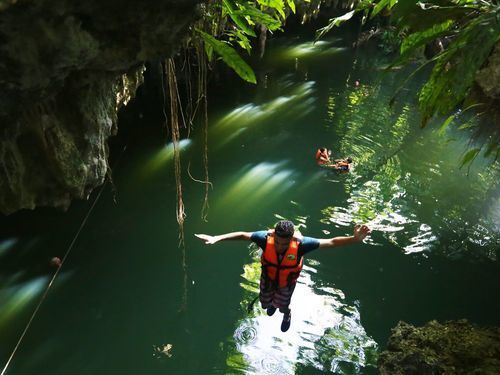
[160,0,298,308]
[165,58,188,311]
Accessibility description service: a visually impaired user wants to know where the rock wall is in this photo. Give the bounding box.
[378,320,500,375]
[476,42,500,100]
[0,0,201,214]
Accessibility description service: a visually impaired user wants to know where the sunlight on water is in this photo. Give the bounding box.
[281,40,346,59]
[326,80,500,258]
[216,162,297,214]
[0,237,17,257]
[142,139,192,175]
[0,276,48,327]
[212,81,316,143]
[404,224,438,254]
[223,264,377,374]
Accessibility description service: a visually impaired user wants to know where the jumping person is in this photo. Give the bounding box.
[195,220,371,332]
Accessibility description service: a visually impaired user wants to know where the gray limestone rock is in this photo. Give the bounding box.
[0,0,201,214]
[378,320,500,375]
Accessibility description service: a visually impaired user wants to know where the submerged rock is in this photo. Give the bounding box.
[476,43,500,100]
[378,320,500,375]
[0,0,200,214]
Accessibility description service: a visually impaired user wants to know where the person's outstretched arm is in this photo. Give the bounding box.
[195,231,253,245]
[318,224,371,249]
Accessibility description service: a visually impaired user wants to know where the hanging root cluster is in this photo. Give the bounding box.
[165,58,188,311]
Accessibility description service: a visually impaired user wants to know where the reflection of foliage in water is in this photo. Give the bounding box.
[321,70,500,259]
[307,320,378,374]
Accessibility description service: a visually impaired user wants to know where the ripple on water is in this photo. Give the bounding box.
[258,354,286,375]
[233,320,258,350]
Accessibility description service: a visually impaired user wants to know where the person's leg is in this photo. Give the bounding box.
[273,283,296,332]
[280,308,291,332]
[259,274,276,315]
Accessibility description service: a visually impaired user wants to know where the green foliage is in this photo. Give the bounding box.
[418,13,499,126]
[437,113,455,137]
[316,10,356,40]
[316,0,500,136]
[195,0,295,83]
[372,0,397,17]
[399,20,453,56]
[379,28,404,54]
[257,0,286,19]
[233,5,282,31]
[227,29,252,54]
[196,30,257,83]
[460,147,480,169]
[223,0,257,37]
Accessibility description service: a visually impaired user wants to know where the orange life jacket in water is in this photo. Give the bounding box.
[336,161,350,171]
[315,149,329,165]
[261,235,303,288]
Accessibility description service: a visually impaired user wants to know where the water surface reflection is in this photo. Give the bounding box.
[319,78,499,259]
[221,259,377,374]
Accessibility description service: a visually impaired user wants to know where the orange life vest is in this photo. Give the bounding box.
[336,161,350,171]
[261,235,303,288]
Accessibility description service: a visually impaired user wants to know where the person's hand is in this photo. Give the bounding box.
[195,234,219,245]
[353,224,371,242]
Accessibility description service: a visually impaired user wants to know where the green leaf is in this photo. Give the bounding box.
[223,0,256,37]
[257,0,286,19]
[400,20,453,55]
[418,14,499,125]
[233,6,282,31]
[227,29,252,54]
[461,103,485,112]
[391,1,474,31]
[460,147,480,169]
[204,42,214,62]
[316,10,356,40]
[287,0,296,13]
[437,113,455,136]
[197,30,256,84]
[484,142,497,158]
[372,0,398,18]
[457,121,476,130]
[388,20,454,69]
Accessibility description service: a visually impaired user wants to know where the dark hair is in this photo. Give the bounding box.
[275,220,294,238]
[346,157,353,163]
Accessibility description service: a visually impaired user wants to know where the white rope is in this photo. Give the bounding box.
[2,165,111,374]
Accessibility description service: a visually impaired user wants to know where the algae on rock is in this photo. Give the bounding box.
[378,320,500,375]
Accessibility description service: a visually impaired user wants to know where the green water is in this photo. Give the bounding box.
[1,31,499,375]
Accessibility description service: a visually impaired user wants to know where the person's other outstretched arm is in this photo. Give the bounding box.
[195,231,253,245]
[318,224,371,249]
